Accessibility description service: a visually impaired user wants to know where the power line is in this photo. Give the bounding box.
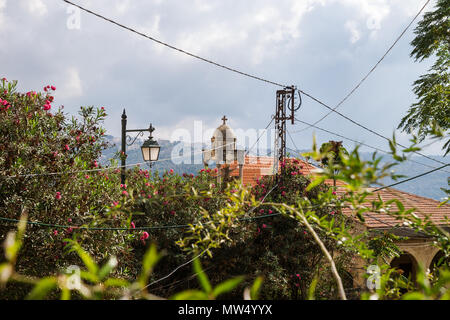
[291,118,450,174]
[295,90,449,168]
[62,0,285,88]
[373,163,450,192]
[297,0,432,130]
[137,248,209,295]
[62,0,444,172]
[245,116,275,156]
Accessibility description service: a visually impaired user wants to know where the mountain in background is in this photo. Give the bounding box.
[101,136,448,201]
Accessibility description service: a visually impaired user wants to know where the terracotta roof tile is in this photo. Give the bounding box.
[223,156,450,229]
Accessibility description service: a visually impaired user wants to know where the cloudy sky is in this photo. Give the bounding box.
[0,0,444,156]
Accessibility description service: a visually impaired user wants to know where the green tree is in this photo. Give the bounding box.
[398,0,450,154]
[319,141,349,187]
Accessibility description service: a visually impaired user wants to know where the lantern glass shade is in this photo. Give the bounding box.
[141,138,160,162]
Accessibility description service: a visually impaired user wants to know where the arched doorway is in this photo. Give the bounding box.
[390,253,418,282]
[430,251,449,273]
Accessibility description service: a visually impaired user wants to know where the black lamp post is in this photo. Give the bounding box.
[121,109,160,184]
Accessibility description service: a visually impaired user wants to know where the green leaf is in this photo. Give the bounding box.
[212,276,244,298]
[193,257,212,294]
[97,256,118,281]
[60,288,71,300]
[308,275,319,300]
[26,277,58,300]
[306,176,326,192]
[139,243,161,285]
[402,292,425,300]
[171,290,209,300]
[250,276,263,300]
[104,278,130,288]
[74,244,98,276]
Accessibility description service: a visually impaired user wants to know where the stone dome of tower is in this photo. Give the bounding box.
[211,115,236,148]
[206,116,238,164]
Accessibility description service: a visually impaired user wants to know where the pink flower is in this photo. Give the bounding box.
[259,209,265,214]
[64,144,70,151]
[262,224,267,229]
[282,191,286,197]
[296,274,300,278]
[140,231,149,241]
[169,169,174,174]
[67,218,72,223]
[55,192,61,200]
[120,184,127,189]
[53,230,58,236]
[131,222,135,229]
[94,161,98,168]
[122,191,128,196]
[51,86,56,90]
[268,209,273,214]
[112,201,119,207]
[332,191,337,195]
[170,210,176,215]
[67,227,73,233]
[85,175,90,179]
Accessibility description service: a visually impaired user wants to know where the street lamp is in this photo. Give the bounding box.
[121,109,160,184]
[141,129,160,163]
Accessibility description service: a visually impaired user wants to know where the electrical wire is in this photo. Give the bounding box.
[373,163,450,192]
[294,91,449,168]
[245,115,275,156]
[137,248,209,294]
[297,0,432,130]
[291,118,450,174]
[62,0,285,88]
[62,0,443,171]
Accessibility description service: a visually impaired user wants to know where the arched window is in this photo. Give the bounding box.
[390,253,418,283]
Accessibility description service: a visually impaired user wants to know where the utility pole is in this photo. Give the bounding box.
[275,86,299,176]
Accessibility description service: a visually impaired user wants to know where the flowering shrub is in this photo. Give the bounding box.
[0,79,128,298]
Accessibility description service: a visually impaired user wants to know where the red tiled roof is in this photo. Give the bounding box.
[345,187,450,229]
[225,156,450,229]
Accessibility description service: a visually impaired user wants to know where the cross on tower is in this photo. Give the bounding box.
[221,115,228,125]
